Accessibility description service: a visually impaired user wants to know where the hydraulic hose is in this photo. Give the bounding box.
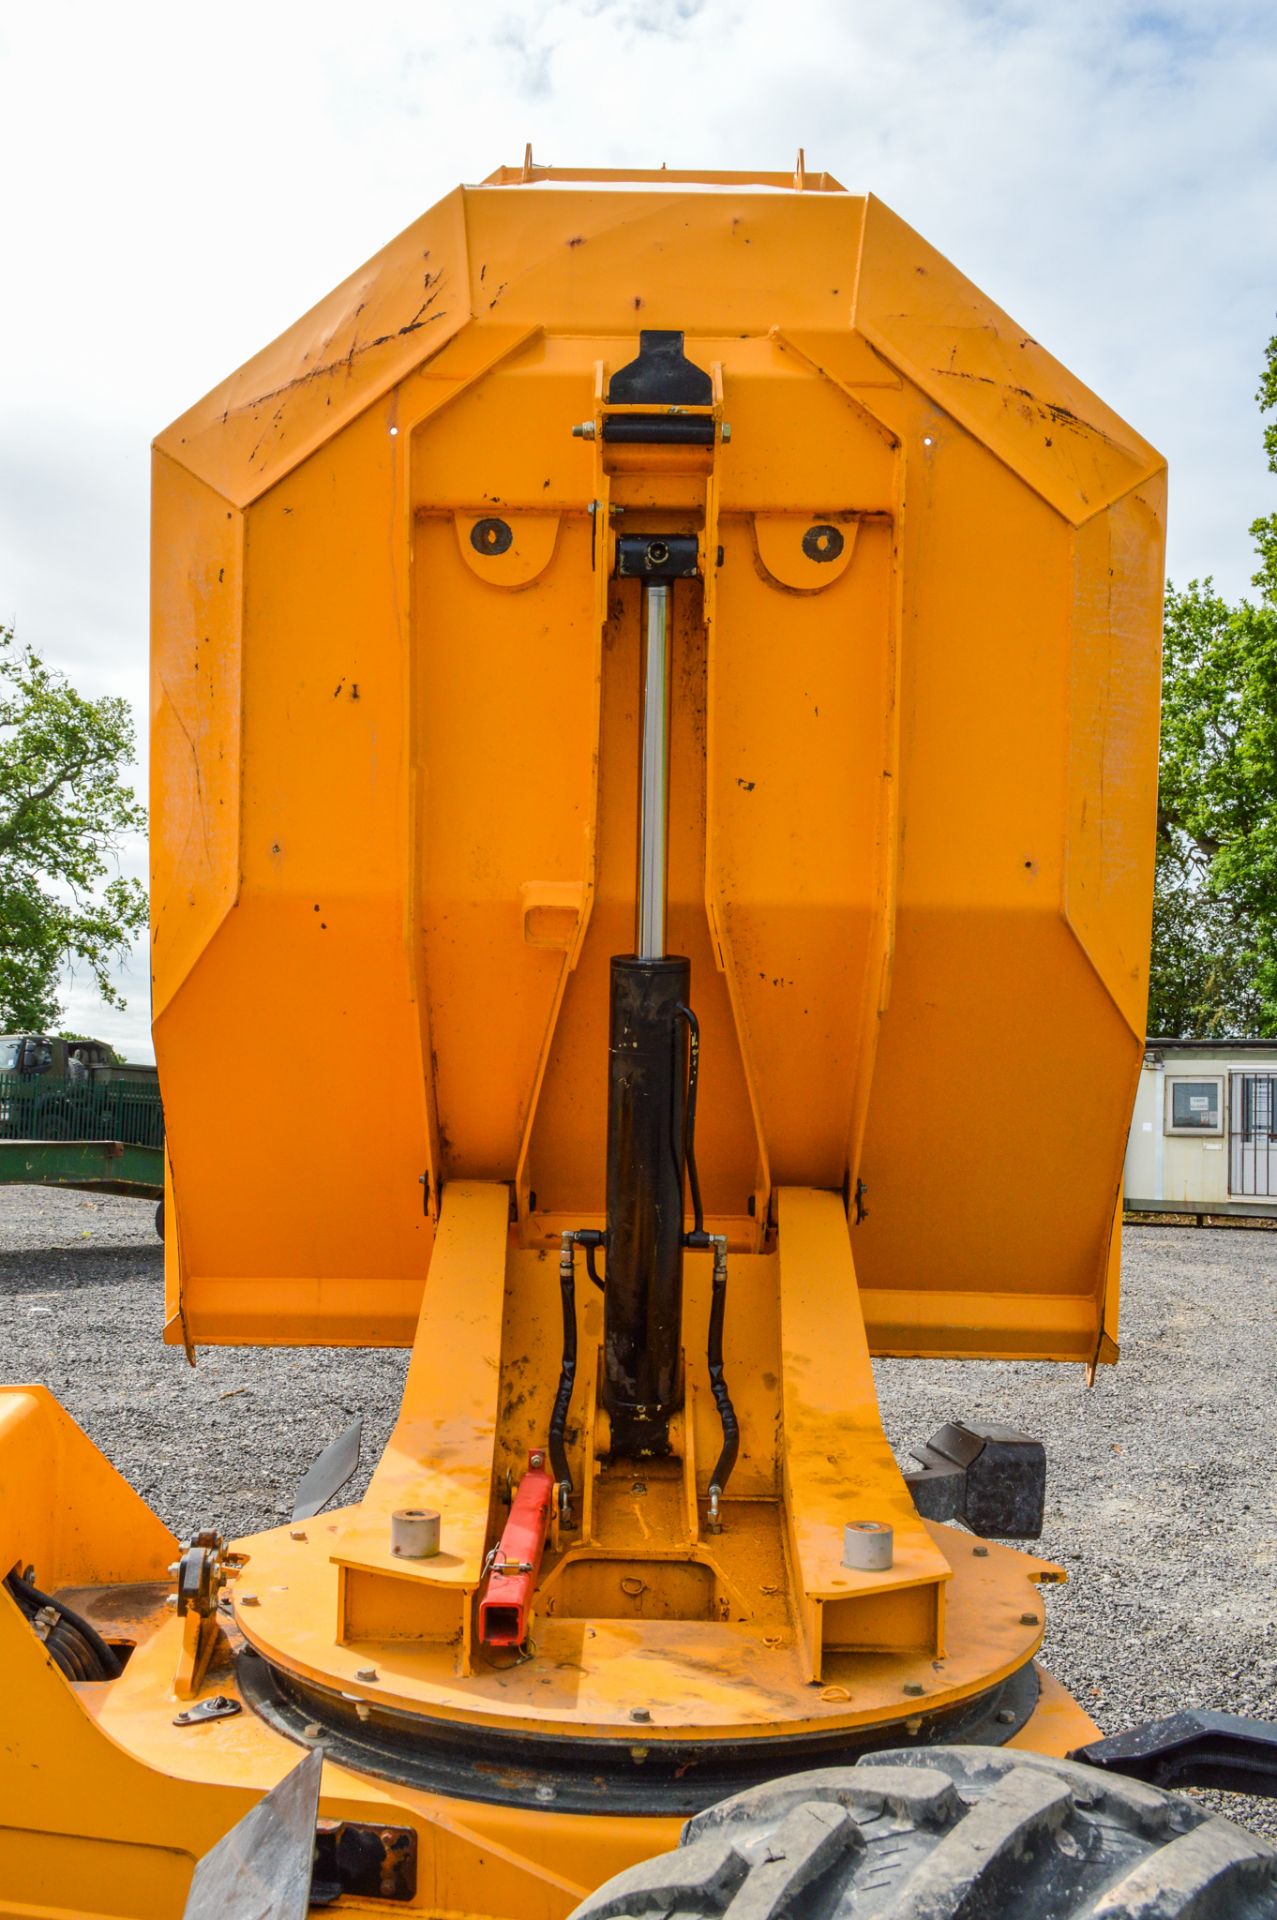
[50,1622,92,1681]
[705,1238,740,1530]
[548,1235,579,1516]
[676,1003,705,1242]
[5,1568,123,1680]
[671,1004,739,1526]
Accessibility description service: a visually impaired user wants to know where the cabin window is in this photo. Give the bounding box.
[1165,1076,1223,1135]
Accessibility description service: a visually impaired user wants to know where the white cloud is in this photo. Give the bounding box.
[59,934,154,1065]
[1,0,1274,1037]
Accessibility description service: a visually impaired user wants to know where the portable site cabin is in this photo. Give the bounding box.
[1125,1039,1277,1217]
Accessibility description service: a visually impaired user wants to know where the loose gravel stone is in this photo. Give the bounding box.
[0,1190,1272,1839]
[0,1187,407,1541]
[875,1220,1277,1841]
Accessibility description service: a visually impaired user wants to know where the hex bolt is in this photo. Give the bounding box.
[903,1682,925,1697]
[973,1545,989,1558]
[720,423,733,442]
[905,1715,923,1735]
[997,1708,1016,1725]
[289,1529,307,1542]
[534,1783,556,1802]
[630,1707,652,1723]
[355,1667,379,1683]
[571,421,596,439]
[303,1722,322,1740]
[355,1702,371,1722]
[239,1592,260,1607]
[1020,1612,1039,1626]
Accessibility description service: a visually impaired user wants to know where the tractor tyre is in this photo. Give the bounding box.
[154,1199,164,1241]
[569,1743,1277,1918]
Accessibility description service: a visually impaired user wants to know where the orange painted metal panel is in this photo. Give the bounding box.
[152,171,1163,1358]
[156,188,471,508]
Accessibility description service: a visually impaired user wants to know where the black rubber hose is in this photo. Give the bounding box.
[44,1634,78,1681]
[676,1004,705,1241]
[7,1569,123,1679]
[49,1622,92,1681]
[706,1257,740,1497]
[584,1242,605,1292]
[548,1245,578,1502]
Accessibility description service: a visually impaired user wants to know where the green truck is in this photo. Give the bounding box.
[0,1034,164,1216]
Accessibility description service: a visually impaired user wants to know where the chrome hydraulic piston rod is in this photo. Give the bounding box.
[636,581,671,961]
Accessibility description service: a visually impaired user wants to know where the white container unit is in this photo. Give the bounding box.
[1125,1040,1277,1216]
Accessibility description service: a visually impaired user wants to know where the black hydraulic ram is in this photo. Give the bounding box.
[602,952,690,1456]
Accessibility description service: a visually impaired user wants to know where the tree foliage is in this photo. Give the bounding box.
[1149,334,1277,1038]
[0,628,147,1032]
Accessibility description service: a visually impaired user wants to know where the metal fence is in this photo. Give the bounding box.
[0,1073,164,1150]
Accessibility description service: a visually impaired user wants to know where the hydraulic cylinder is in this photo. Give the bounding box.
[602,952,690,1455]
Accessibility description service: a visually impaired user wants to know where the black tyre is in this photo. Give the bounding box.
[570,1744,1277,1918]
[154,1199,165,1241]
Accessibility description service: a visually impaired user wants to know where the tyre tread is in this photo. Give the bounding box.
[570,1744,1277,1920]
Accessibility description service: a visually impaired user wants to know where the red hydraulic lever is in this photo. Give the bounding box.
[478,1450,554,1648]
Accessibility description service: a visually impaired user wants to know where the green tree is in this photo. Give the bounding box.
[1149,333,1277,1037]
[0,627,148,1032]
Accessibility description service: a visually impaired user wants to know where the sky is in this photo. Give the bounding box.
[1,0,1274,1062]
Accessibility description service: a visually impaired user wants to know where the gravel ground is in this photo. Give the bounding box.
[1,1187,1273,1841]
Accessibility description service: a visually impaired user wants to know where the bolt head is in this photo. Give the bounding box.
[289,1529,307,1541]
[720,422,732,442]
[239,1592,260,1607]
[903,1682,925,1697]
[1020,1612,1039,1627]
[629,1707,651,1723]
[997,1708,1016,1725]
[355,1667,379,1683]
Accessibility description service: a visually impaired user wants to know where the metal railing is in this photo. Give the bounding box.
[0,1073,164,1150]
[1230,1071,1277,1199]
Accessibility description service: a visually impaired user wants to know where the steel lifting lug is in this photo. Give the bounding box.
[174,1529,240,1619]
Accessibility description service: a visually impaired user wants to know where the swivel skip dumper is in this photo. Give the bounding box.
[2,158,1273,1919]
